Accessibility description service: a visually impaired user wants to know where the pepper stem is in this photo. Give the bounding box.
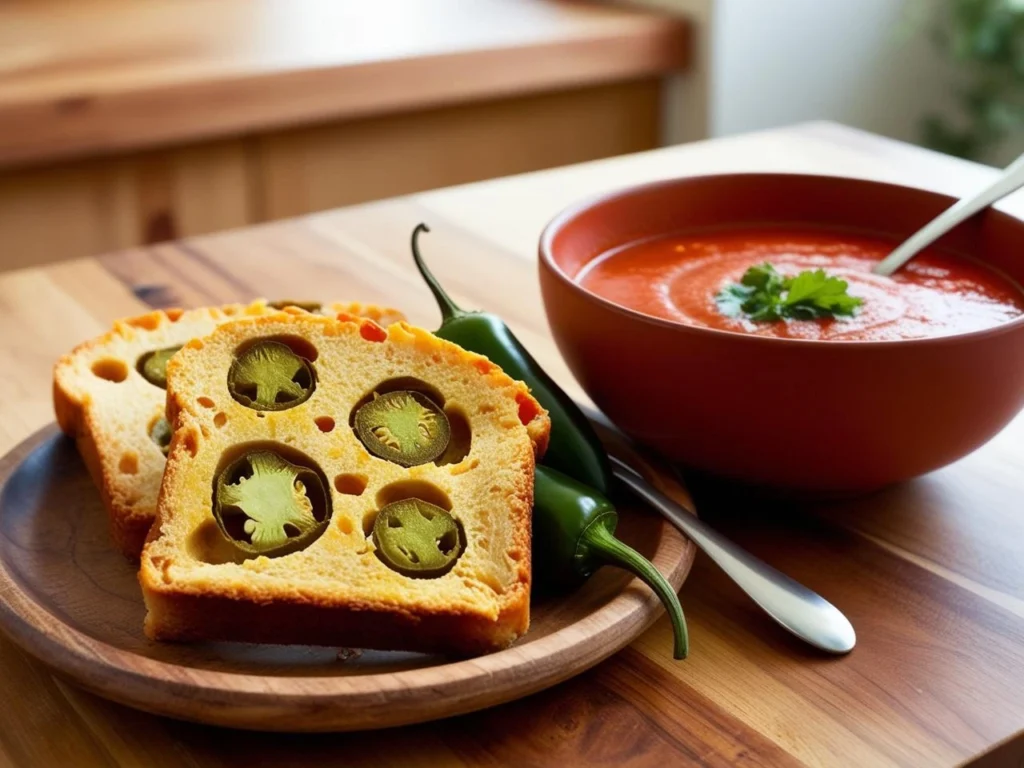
[582,519,689,659]
[411,223,464,322]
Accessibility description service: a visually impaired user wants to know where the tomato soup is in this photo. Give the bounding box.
[577,230,1024,341]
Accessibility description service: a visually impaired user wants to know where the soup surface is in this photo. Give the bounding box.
[577,230,1024,341]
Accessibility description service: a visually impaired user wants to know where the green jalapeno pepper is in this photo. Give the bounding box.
[534,466,688,659]
[137,345,183,389]
[411,223,610,494]
[372,498,464,578]
[412,224,688,659]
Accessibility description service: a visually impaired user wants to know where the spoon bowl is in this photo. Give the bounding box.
[874,151,1024,276]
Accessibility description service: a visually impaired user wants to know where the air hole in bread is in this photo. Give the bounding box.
[91,358,128,383]
[334,473,368,496]
[214,412,227,428]
[197,396,215,409]
[348,377,446,427]
[234,334,318,363]
[449,457,480,476]
[337,516,354,535]
[182,429,200,458]
[119,453,139,475]
[166,308,184,322]
[516,392,540,426]
[362,508,378,536]
[186,519,247,565]
[359,321,387,343]
[435,407,471,466]
[479,403,496,414]
[315,416,335,433]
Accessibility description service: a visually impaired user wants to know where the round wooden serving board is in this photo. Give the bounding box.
[0,425,695,732]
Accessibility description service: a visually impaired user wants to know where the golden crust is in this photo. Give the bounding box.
[141,313,548,655]
[53,300,406,559]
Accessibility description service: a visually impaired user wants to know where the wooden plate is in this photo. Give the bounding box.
[0,425,695,732]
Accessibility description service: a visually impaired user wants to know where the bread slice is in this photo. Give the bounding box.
[54,300,404,559]
[140,312,549,655]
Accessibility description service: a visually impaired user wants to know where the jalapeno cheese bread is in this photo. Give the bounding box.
[54,300,403,559]
[140,311,550,655]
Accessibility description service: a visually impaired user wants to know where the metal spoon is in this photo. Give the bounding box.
[874,150,1024,277]
[610,455,856,654]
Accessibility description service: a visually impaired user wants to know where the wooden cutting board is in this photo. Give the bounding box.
[0,424,695,731]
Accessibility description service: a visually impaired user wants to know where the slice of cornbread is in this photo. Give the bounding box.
[54,300,404,558]
[140,312,549,656]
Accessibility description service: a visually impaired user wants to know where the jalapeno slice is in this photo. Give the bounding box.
[150,416,172,455]
[137,345,183,389]
[213,450,330,557]
[354,391,450,466]
[372,499,463,578]
[227,340,316,411]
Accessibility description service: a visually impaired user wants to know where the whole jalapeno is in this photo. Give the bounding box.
[411,225,688,659]
[411,224,610,494]
[534,466,688,659]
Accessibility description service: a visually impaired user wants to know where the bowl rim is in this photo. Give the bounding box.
[538,172,1024,349]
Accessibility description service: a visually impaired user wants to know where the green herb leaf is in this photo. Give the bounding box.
[715,262,863,323]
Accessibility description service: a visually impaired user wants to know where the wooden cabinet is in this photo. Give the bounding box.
[0,0,690,270]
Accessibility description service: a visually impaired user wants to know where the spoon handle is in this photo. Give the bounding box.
[609,456,856,654]
[874,150,1024,277]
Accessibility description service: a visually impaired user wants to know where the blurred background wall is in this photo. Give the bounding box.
[636,0,951,143]
[709,0,954,142]
[641,0,1024,164]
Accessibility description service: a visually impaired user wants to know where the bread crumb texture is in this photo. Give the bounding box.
[53,300,404,558]
[141,313,549,655]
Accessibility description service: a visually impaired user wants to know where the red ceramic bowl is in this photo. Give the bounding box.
[539,174,1024,492]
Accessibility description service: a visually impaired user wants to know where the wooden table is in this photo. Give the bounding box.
[1,121,1022,767]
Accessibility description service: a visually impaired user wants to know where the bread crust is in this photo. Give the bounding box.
[53,301,405,559]
[141,313,548,655]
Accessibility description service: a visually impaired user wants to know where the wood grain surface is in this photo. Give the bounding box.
[0,121,1022,765]
[0,0,690,168]
[0,424,693,731]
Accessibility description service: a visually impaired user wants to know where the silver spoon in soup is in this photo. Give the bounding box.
[874,151,1024,277]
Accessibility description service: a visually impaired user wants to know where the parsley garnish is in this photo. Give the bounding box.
[715,263,863,322]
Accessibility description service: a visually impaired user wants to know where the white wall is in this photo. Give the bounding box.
[710,0,954,143]
[624,0,956,150]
